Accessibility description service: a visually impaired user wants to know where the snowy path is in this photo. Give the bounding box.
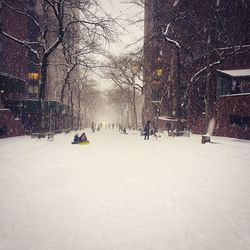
[0,130,250,250]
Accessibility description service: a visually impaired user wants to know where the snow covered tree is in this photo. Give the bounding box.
[0,0,116,132]
[129,0,250,131]
[102,51,145,129]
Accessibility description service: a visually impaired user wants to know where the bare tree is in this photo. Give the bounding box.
[106,87,132,128]
[102,51,145,129]
[59,26,100,130]
[1,0,117,132]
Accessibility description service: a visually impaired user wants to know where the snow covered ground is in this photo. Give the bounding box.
[0,129,250,250]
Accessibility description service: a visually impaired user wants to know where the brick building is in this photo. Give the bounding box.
[0,0,81,137]
[143,0,250,139]
[0,0,28,104]
[0,0,29,137]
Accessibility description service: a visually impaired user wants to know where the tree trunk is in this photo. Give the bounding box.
[60,81,67,131]
[38,59,48,132]
[205,49,211,134]
[77,90,81,130]
[132,86,138,129]
[69,85,74,130]
[175,47,181,131]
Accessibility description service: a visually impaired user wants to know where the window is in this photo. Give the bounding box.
[240,80,250,94]
[34,85,38,94]
[217,75,250,97]
[216,77,222,99]
[151,89,162,102]
[217,77,228,96]
[229,115,250,128]
[222,78,231,95]
[156,68,163,76]
[28,85,33,94]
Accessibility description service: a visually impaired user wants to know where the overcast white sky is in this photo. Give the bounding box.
[92,0,144,89]
[99,0,144,55]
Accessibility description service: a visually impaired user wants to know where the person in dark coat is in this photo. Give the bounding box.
[72,133,79,144]
[79,132,88,142]
[144,120,151,140]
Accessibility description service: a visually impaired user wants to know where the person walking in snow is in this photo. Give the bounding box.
[143,120,151,140]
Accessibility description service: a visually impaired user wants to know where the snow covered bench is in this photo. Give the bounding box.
[31,133,45,139]
[168,130,191,137]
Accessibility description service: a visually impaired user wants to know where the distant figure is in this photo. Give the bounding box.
[144,120,151,140]
[72,133,79,144]
[79,132,88,142]
[91,122,95,133]
[122,127,127,134]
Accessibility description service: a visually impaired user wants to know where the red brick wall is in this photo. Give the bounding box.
[213,94,250,140]
[192,94,250,140]
[0,0,28,80]
[143,0,250,136]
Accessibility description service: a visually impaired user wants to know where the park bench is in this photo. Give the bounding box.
[31,132,45,139]
[168,130,191,138]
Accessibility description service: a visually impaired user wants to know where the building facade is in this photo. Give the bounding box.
[143,0,250,139]
[0,0,81,137]
[0,0,28,105]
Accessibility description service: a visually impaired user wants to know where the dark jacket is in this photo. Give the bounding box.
[144,121,150,133]
[73,134,79,144]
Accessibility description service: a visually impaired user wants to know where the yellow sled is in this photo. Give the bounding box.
[79,141,90,145]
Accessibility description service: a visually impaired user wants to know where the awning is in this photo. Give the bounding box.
[217,69,250,77]
[158,116,187,122]
[0,72,26,92]
[158,116,178,122]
